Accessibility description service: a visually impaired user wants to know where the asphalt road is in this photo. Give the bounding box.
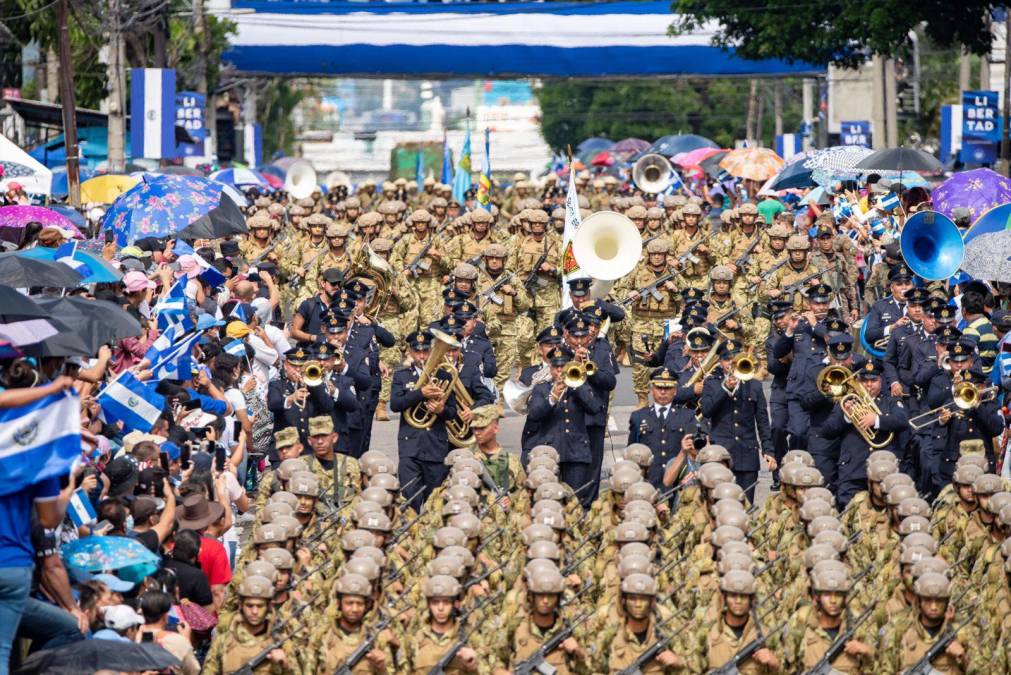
[366,368,774,505]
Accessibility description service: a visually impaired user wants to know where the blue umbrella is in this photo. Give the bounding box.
[767,155,816,190]
[960,203,1011,282]
[102,174,247,246]
[648,134,719,158]
[17,246,122,283]
[47,205,87,228]
[61,536,160,577]
[576,137,613,154]
[49,166,97,198]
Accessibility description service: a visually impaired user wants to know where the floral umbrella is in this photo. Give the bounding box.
[931,168,1011,222]
[718,147,785,182]
[102,174,247,246]
[0,205,85,238]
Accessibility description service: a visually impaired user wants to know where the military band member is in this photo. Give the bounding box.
[267,345,336,452]
[628,367,699,489]
[863,263,914,348]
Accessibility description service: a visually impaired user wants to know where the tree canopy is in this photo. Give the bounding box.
[669,0,997,69]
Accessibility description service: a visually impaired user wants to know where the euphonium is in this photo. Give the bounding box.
[440,360,476,447]
[404,329,459,430]
[302,361,325,387]
[732,354,756,381]
[839,380,894,449]
[816,365,855,399]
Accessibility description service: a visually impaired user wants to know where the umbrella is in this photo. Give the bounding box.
[61,535,161,574]
[719,147,785,182]
[36,297,140,352]
[766,157,817,191]
[649,134,719,158]
[0,253,83,287]
[34,329,94,357]
[699,151,730,178]
[0,135,53,195]
[0,285,51,320]
[801,186,829,205]
[673,147,726,167]
[0,319,59,346]
[261,171,284,189]
[210,167,269,187]
[47,205,87,229]
[575,137,613,154]
[158,164,204,176]
[591,151,615,167]
[80,174,140,204]
[931,168,1011,221]
[611,138,651,156]
[259,164,286,183]
[103,174,247,246]
[50,166,97,198]
[0,205,85,238]
[15,247,122,284]
[803,146,874,174]
[854,147,943,173]
[16,639,180,675]
[960,203,1011,282]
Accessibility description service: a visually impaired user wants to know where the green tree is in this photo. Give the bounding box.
[669,0,995,69]
[256,79,310,159]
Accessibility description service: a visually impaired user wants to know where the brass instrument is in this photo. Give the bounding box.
[503,364,552,415]
[403,329,459,431]
[562,360,596,389]
[686,338,722,386]
[908,383,998,430]
[440,360,476,448]
[302,361,325,387]
[817,364,893,448]
[732,354,756,382]
[349,243,395,317]
[939,353,951,372]
[816,365,856,399]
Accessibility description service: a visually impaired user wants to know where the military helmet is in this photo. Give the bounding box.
[352,500,383,524]
[335,573,372,597]
[529,445,560,463]
[614,520,650,543]
[900,532,938,555]
[711,499,747,523]
[794,466,825,487]
[427,556,466,579]
[646,238,670,254]
[985,491,1011,515]
[253,523,286,546]
[610,466,644,494]
[277,458,310,481]
[738,203,758,216]
[267,491,299,510]
[710,265,734,282]
[359,510,392,533]
[351,546,386,570]
[717,541,753,561]
[899,545,933,567]
[521,524,557,546]
[1000,504,1011,528]
[618,554,655,579]
[804,487,836,507]
[625,506,658,530]
[448,470,482,490]
[532,499,564,517]
[271,515,302,540]
[955,454,988,472]
[812,530,850,554]
[898,516,931,536]
[885,484,918,506]
[867,460,898,483]
[782,449,815,467]
[528,567,566,594]
[445,484,480,508]
[779,464,803,486]
[811,568,851,593]
[699,463,735,489]
[715,509,750,532]
[451,458,485,477]
[528,457,560,476]
[441,499,473,519]
[698,444,732,465]
[717,553,754,575]
[260,547,295,571]
[952,464,984,486]
[534,482,569,502]
[807,516,843,539]
[711,482,745,503]
[444,447,475,467]
[424,575,462,599]
[341,529,377,552]
[768,223,792,238]
[625,481,658,504]
[719,570,757,594]
[811,559,849,581]
[799,499,836,522]
[346,557,381,582]
[913,572,951,599]
[367,472,400,492]
[524,559,560,581]
[359,450,398,477]
[440,545,475,569]
[433,526,468,549]
[533,510,566,531]
[449,513,483,539]
[803,543,840,570]
[288,473,319,498]
[881,472,914,494]
[245,560,277,584]
[527,540,562,562]
[786,234,810,251]
[525,469,558,491]
[897,497,931,519]
[238,574,274,600]
[261,501,294,524]
[711,525,746,548]
[681,202,702,216]
[911,557,950,579]
[620,573,658,596]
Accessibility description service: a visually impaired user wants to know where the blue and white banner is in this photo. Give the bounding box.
[67,488,97,528]
[962,90,1000,144]
[176,91,206,157]
[0,390,81,497]
[98,372,166,433]
[243,123,263,167]
[224,339,247,357]
[225,1,823,78]
[774,133,803,161]
[940,105,963,164]
[131,68,177,160]
[145,324,200,381]
[840,121,871,147]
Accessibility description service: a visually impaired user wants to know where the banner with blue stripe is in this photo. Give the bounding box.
[0,390,82,497]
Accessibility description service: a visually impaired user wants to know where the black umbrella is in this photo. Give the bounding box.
[16,639,181,674]
[37,297,142,352]
[0,253,83,288]
[700,151,729,178]
[32,327,94,357]
[178,193,248,240]
[0,284,51,320]
[854,147,943,173]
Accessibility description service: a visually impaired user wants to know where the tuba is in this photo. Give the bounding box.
[439,360,476,448]
[503,364,551,415]
[632,153,677,194]
[284,161,318,200]
[350,243,395,317]
[571,211,643,299]
[404,329,459,430]
[900,210,964,281]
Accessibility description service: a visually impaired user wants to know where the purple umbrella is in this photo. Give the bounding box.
[0,205,85,238]
[611,138,651,157]
[932,168,1011,222]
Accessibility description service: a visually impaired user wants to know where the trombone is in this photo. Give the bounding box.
[908,382,998,431]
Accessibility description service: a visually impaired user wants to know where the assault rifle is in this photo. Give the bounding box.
[333,604,412,675]
[902,598,978,674]
[778,263,837,299]
[523,239,551,294]
[512,607,595,675]
[745,258,789,293]
[463,557,507,592]
[709,611,788,675]
[289,247,328,290]
[405,226,447,275]
[235,589,323,674]
[614,614,691,675]
[477,271,515,306]
[621,271,677,306]
[426,591,502,674]
[734,234,762,269]
[675,236,706,266]
[804,600,879,674]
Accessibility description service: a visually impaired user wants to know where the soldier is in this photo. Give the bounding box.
[470,404,525,498]
[393,209,447,328]
[810,222,859,322]
[450,209,497,266]
[596,573,683,673]
[304,415,361,504]
[203,575,298,674]
[511,209,561,336]
[476,242,530,388]
[280,212,328,312]
[370,237,420,421]
[699,340,774,503]
[620,238,681,407]
[766,234,823,310]
[300,221,353,304]
[401,575,480,673]
[628,367,700,488]
[669,202,713,290]
[706,265,752,346]
[696,570,780,673]
[241,213,281,264]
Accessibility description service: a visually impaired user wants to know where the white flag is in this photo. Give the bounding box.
[560,166,582,309]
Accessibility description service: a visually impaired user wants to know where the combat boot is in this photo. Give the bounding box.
[375,401,390,421]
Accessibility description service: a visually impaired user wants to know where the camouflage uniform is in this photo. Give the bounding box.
[477,244,530,388]
[391,210,448,328]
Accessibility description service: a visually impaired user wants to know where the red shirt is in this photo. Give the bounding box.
[197,536,232,586]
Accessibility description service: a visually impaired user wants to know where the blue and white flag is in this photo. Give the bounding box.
[440,131,453,185]
[145,324,200,381]
[98,372,165,432]
[243,123,263,167]
[877,192,901,212]
[130,68,177,160]
[55,241,92,277]
[153,280,192,332]
[67,488,97,528]
[774,133,803,161]
[452,122,472,204]
[0,390,81,497]
[173,239,194,256]
[224,339,246,357]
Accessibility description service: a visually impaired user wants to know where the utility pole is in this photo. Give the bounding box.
[773,82,783,138]
[56,0,80,207]
[745,79,758,144]
[194,0,215,159]
[105,0,126,173]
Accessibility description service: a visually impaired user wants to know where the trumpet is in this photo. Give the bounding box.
[908,383,998,430]
[302,360,325,387]
[732,354,756,382]
[562,360,596,389]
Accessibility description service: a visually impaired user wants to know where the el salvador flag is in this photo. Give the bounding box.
[55,242,92,277]
[67,488,97,528]
[0,390,82,497]
[154,280,192,332]
[224,339,246,357]
[145,325,200,381]
[98,372,166,433]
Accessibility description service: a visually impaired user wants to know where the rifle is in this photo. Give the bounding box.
[476,271,515,306]
[901,600,978,675]
[746,257,789,293]
[333,603,413,675]
[614,613,691,675]
[778,263,837,300]
[391,509,426,544]
[560,542,599,577]
[675,235,706,266]
[708,616,788,675]
[248,239,280,266]
[235,588,323,675]
[426,591,502,674]
[804,601,879,674]
[405,227,446,275]
[621,271,677,306]
[734,233,762,270]
[712,299,757,328]
[289,247,328,290]
[523,238,551,294]
[512,607,595,675]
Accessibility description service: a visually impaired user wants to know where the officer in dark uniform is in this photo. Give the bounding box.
[882,287,930,478]
[526,345,603,510]
[765,300,794,490]
[267,344,336,453]
[628,367,699,489]
[796,333,859,494]
[433,315,496,409]
[455,301,498,382]
[674,328,716,410]
[575,306,619,503]
[518,326,562,462]
[390,330,459,512]
[317,318,368,458]
[821,360,909,509]
[863,263,914,347]
[911,320,961,491]
[924,338,1004,496]
[699,340,774,503]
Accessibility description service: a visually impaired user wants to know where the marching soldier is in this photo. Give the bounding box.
[766,234,823,310]
[304,415,362,504]
[510,209,561,336]
[241,213,281,264]
[669,202,713,290]
[300,221,353,303]
[393,209,447,328]
[810,222,859,322]
[280,212,329,312]
[302,573,392,673]
[401,576,481,673]
[370,236,420,420]
[696,570,780,673]
[706,265,752,345]
[476,242,529,388]
[863,240,903,309]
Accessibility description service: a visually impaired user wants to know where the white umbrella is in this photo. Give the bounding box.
[0,135,53,196]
